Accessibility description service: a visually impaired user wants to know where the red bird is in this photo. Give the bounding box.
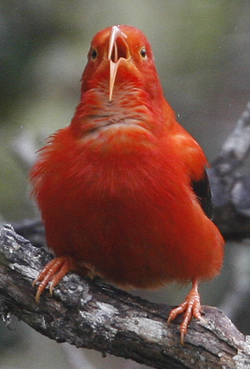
[30,25,224,343]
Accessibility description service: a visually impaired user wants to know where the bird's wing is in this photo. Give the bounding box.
[164,109,213,218]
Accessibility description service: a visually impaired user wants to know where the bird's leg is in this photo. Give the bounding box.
[167,279,205,344]
[32,256,75,302]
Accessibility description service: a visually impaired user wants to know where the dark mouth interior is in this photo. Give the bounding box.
[110,38,128,62]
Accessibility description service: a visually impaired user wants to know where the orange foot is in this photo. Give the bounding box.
[32,256,75,302]
[167,279,205,344]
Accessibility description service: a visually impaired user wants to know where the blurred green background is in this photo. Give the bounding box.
[1,1,250,368]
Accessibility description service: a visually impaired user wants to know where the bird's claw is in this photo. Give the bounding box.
[33,256,74,302]
[167,280,205,344]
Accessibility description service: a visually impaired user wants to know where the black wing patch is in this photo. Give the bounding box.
[192,170,213,219]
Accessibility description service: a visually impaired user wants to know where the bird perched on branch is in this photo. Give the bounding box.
[30,25,224,343]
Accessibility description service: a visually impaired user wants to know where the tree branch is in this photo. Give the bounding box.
[208,101,250,238]
[0,224,250,369]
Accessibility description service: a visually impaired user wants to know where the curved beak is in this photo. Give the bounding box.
[108,25,129,101]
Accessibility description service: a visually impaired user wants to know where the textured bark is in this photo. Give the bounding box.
[0,224,250,369]
[209,101,250,239]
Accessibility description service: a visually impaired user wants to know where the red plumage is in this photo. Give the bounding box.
[30,25,224,342]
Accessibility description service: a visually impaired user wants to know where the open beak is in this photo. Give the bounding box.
[107,25,129,101]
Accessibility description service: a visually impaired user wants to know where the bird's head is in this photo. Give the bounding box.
[81,25,163,102]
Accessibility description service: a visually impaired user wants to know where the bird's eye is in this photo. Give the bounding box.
[140,47,147,60]
[90,48,98,60]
